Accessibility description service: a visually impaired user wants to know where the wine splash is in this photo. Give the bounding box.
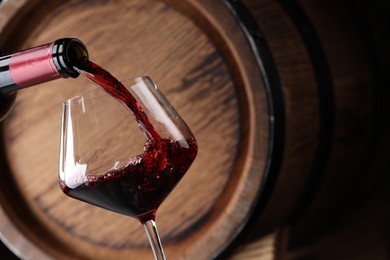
[60,60,198,222]
[76,61,161,141]
[60,137,197,222]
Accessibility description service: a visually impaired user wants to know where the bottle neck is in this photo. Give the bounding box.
[0,38,88,95]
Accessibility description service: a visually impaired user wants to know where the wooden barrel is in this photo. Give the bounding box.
[0,0,387,259]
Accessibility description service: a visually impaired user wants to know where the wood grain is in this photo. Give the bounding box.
[241,0,321,234]
[0,0,270,259]
[0,0,385,259]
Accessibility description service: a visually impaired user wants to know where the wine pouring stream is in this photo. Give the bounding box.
[1,39,198,259]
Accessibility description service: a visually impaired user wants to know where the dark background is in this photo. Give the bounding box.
[0,0,389,259]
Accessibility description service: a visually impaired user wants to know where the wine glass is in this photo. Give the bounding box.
[59,76,198,259]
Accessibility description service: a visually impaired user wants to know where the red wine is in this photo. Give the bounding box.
[75,61,160,140]
[60,137,197,223]
[60,60,197,223]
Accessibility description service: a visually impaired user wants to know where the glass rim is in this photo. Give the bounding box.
[63,75,152,104]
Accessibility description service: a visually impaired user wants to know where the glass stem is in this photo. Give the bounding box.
[143,220,166,260]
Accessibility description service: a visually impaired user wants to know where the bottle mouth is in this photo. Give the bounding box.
[52,38,89,78]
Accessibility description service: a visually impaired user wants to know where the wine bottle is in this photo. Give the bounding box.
[0,38,89,120]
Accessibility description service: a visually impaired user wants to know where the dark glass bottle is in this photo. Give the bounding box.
[0,38,89,120]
